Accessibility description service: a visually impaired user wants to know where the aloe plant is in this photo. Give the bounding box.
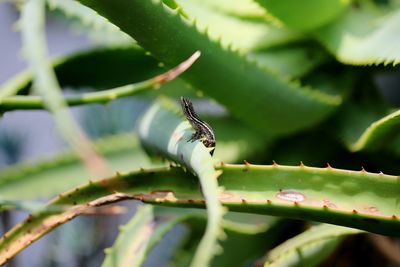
[1,0,400,266]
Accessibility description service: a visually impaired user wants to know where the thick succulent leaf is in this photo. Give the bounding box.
[189,0,267,19]
[109,208,277,267]
[176,0,301,52]
[0,46,163,98]
[138,97,225,267]
[248,43,329,78]
[83,164,400,237]
[47,0,133,45]
[166,212,289,267]
[0,51,199,111]
[347,108,400,152]
[78,0,342,136]
[211,219,288,267]
[264,224,362,267]
[1,162,400,265]
[254,0,349,31]
[0,134,161,200]
[0,116,267,203]
[102,205,154,267]
[21,0,109,176]
[315,4,400,65]
[176,0,328,78]
[336,95,400,152]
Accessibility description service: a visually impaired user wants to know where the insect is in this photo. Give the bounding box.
[180,96,216,155]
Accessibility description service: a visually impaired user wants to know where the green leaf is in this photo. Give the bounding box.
[0,51,199,111]
[0,46,163,98]
[102,205,154,267]
[264,224,362,267]
[175,0,301,52]
[190,0,267,20]
[248,43,329,78]
[138,97,225,267]
[1,163,399,265]
[47,0,133,45]
[0,116,267,203]
[164,211,289,267]
[21,0,104,174]
[315,4,400,65]
[253,0,349,31]
[344,108,400,152]
[78,0,342,136]
[0,134,162,200]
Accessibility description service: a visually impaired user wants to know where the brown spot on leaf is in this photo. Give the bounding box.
[276,191,305,203]
[150,189,175,195]
[365,206,379,213]
[219,192,234,199]
[323,199,337,209]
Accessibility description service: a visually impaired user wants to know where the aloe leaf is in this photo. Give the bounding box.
[253,0,349,31]
[0,46,162,98]
[0,51,199,111]
[78,0,342,136]
[194,0,267,19]
[102,205,154,267]
[335,93,399,152]
[138,97,225,267]
[264,224,362,267]
[166,212,289,267]
[104,208,276,267]
[4,162,399,238]
[176,0,328,78]
[21,0,108,176]
[248,43,329,78]
[0,134,162,200]
[0,115,266,203]
[175,0,301,52]
[47,0,133,45]
[344,108,400,152]
[315,4,400,65]
[1,162,399,265]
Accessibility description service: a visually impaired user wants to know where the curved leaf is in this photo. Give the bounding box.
[254,0,349,31]
[336,97,400,152]
[0,51,199,111]
[138,97,225,267]
[47,0,133,45]
[248,43,329,78]
[102,205,154,267]
[78,0,342,136]
[348,109,400,152]
[1,162,400,265]
[264,224,362,267]
[0,46,163,98]
[176,0,301,52]
[0,116,267,203]
[0,134,161,200]
[315,4,400,65]
[21,0,107,176]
